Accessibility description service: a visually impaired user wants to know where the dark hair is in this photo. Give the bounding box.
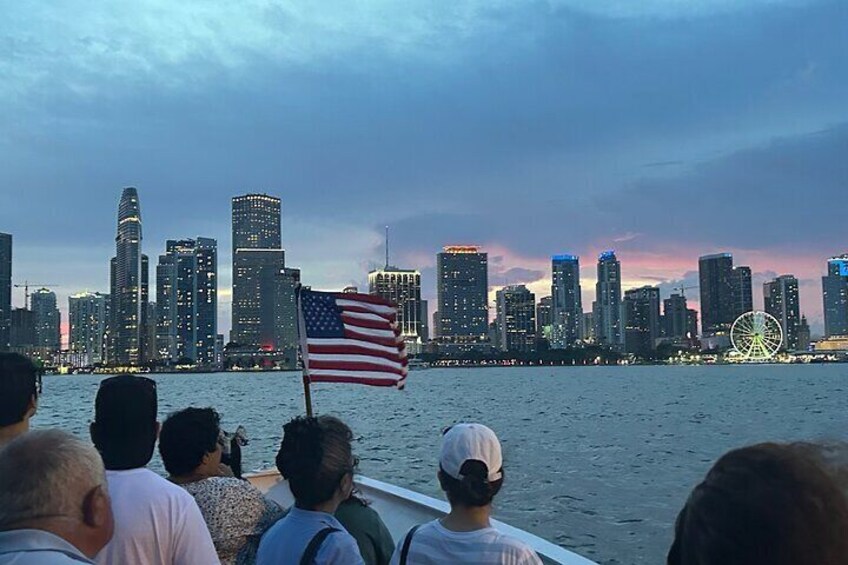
[275,415,355,508]
[438,460,504,507]
[0,353,39,427]
[159,408,221,476]
[668,443,848,565]
[90,375,158,470]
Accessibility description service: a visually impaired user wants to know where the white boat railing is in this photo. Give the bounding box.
[246,470,598,565]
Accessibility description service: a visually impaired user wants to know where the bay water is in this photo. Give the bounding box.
[35,365,848,564]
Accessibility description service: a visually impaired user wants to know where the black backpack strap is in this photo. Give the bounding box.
[300,527,341,565]
[399,525,421,565]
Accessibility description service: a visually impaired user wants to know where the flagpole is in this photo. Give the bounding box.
[296,285,314,417]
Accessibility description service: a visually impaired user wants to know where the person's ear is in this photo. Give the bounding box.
[339,472,354,499]
[82,485,112,529]
[154,421,161,439]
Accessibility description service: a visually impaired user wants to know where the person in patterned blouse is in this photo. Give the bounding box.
[159,407,284,565]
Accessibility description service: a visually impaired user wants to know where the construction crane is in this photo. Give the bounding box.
[13,281,59,308]
[674,285,699,298]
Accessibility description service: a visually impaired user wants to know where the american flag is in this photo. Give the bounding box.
[298,288,408,389]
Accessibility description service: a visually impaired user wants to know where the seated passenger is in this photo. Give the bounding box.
[0,429,113,564]
[0,353,40,448]
[335,495,395,565]
[89,375,218,565]
[668,442,848,565]
[256,416,365,565]
[390,423,542,565]
[159,407,284,564]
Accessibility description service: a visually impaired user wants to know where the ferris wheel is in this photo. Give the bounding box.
[730,311,783,361]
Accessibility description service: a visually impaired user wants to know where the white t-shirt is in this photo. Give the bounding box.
[95,468,219,565]
[389,520,543,565]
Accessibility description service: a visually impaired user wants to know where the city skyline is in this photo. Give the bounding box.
[2,1,847,342]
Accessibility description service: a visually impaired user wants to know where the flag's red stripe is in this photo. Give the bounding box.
[308,344,408,365]
[344,328,401,348]
[338,305,396,321]
[309,360,406,375]
[340,314,394,331]
[310,374,400,387]
[333,293,396,307]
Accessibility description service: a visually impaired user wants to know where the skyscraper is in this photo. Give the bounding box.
[231,194,284,349]
[109,187,149,366]
[274,266,301,364]
[368,267,422,347]
[550,255,582,348]
[662,293,689,340]
[623,286,660,356]
[536,295,552,346]
[0,232,10,351]
[763,275,800,351]
[730,266,753,318]
[436,246,488,343]
[156,238,218,365]
[31,288,60,356]
[822,255,848,338]
[594,251,622,349]
[698,253,734,337]
[496,285,536,353]
[69,292,108,365]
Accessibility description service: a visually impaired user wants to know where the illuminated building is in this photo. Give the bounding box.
[0,232,10,351]
[623,286,660,356]
[156,238,218,366]
[687,309,699,340]
[594,251,622,349]
[797,315,811,351]
[550,255,582,348]
[31,288,60,359]
[822,254,848,338]
[436,246,488,343]
[730,266,753,318]
[274,266,300,366]
[763,275,800,351]
[368,267,422,348]
[231,194,284,349]
[69,292,108,365]
[536,295,552,347]
[109,187,149,365]
[698,253,734,337]
[496,285,536,353]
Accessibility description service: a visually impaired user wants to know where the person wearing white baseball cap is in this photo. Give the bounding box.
[389,423,542,565]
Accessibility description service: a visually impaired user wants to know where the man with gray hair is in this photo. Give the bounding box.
[0,429,113,564]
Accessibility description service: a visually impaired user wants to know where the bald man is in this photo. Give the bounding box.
[0,430,113,564]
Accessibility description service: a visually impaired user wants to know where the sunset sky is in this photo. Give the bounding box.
[1,0,846,340]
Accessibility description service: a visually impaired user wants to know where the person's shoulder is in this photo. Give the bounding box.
[485,531,542,562]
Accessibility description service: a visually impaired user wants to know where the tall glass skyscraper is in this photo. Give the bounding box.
[0,232,10,351]
[822,254,848,337]
[231,194,284,349]
[623,285,660,355]
[496,285,536,352]
[31,288,60,355]
[730,265,753,318]
[763,274,800,351]
[436,246,488,342]
[550,255,582,348]
[156,238,218,366]
[368,267,422,346]
[698,253,735,336]
[109,187,149,366]
[662,293,689,340]
[594,251,622,349]
[69,292,108,365]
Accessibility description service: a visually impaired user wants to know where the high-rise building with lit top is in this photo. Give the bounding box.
[156,238,218,365]
[496,285,536,353]
[231,194,284,349]
[109,187,149,366]
[31,288,60,356]
[69,292,108,365]
[0,233,10,351]
[763,274,800,351]
[368,267,422,346]
[436,246,488,343]
[594,251,622,349]
[822,254,848,338]
[550,255,582,348]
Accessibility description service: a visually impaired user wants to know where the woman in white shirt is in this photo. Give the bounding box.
[390,423,542,565]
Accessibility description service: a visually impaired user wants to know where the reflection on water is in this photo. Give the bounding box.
[37,365,848,564]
